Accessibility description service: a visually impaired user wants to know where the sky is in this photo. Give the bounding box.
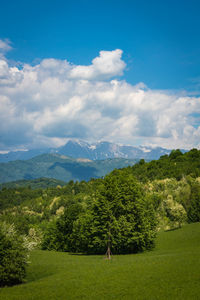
[0,0,200,151]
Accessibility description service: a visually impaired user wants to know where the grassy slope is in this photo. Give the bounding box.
[1,223,200,300]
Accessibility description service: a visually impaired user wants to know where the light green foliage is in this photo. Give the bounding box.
[24,227,43,250]
[148,176,200,229]
[0,222,29,286]
[163,195,187,229]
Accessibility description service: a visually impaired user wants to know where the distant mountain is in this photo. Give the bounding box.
[0,140,175,163]
[0,149,48,163]
[0,153,137,184]
[56,140,174,160]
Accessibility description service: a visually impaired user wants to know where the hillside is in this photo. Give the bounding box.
[0,147,200,293]
[0,153,137,184]
[130,148,200,181]
[1,223,199,299]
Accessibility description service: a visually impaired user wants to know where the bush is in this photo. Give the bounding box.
[0,223,29,287]
[164,196,187,229]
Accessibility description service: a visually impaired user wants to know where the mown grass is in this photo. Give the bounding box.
[1,223,200,300]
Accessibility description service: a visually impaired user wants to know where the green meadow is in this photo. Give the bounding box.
[1,222,199,300]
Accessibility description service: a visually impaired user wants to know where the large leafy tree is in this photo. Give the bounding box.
[70,170,157,255]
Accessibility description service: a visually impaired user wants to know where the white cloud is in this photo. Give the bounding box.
[0,39,12,53]
[0,60,23,86]
[69,49,126,80]
[0,46,200,151]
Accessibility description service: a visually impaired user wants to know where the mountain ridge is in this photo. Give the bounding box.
[0,140,176,163]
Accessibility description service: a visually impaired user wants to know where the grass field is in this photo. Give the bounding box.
[1,223,200,300]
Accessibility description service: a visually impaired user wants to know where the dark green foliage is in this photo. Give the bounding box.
[0,186,43,210]
[187,181,200,222]
[53,170,157,254]
[41,221,62,251]
[130,148,200,181]
[0,213,40,235]
[42,202,84,252]
[169,149,183,160]
[0,178,66,190]
[0,223,28,287]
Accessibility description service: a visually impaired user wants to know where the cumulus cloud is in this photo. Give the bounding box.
[0,45,200,151]
[69,49,126,80]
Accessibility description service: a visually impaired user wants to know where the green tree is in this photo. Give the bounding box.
[187,181,200,222]
[42,201,84,252]
[71,170,157,256]
[0,223,29,286]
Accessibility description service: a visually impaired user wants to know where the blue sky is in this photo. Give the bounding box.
[0,0,200,151]
[1,0,200,90]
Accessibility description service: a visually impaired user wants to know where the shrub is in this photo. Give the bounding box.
[0,223,29,287]
[159,195,187,230]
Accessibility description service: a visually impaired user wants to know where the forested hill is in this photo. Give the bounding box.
[0,154,137,184]
[129,149,200,181]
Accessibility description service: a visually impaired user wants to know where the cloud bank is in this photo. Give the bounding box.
[0,39,200,151]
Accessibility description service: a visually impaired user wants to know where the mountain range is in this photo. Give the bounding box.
[0,140,184,184]
[0,140,173,163]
